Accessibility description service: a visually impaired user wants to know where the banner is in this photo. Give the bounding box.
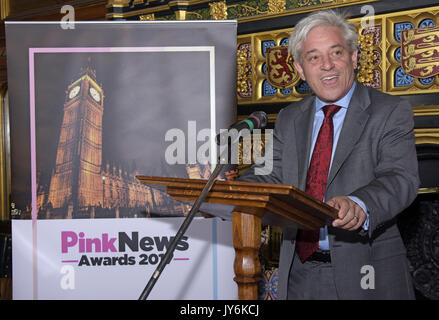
[6,21,238,299]
[12,217,236,300]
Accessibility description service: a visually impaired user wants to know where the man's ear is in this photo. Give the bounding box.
[293,60,306,81]
[351,49,358,69]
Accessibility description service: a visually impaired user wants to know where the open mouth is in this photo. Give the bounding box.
[321,75,339,85]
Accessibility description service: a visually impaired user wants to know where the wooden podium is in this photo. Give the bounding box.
[136,175,338,300]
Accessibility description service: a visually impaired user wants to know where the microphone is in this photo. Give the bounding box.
[216,111,268,145]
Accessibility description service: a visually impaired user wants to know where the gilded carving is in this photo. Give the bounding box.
[107,0,132,6]
[237,41,253,98]
[237,48,250,94]
[209,1,227,20]
[268,0,286,14]
[139,13,155,20]
[357,33,377,84]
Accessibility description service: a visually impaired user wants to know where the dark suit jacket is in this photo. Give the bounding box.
[239,82,419,299]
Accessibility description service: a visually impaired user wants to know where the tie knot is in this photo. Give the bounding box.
[322,104,341,119]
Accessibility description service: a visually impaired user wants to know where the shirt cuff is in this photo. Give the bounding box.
[347,195,369,231]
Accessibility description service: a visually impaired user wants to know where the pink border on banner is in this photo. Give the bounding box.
[28,46,215,299]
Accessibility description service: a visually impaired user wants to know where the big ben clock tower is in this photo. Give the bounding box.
[48,63,105,213]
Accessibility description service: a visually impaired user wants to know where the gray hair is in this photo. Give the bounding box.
[289,10,358,64]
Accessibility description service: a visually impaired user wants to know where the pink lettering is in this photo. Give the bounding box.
[102,233,117,252]
[61,231,77,253]
[61,231,118,253]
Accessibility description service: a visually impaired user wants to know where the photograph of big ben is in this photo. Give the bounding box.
[33,53,206,220]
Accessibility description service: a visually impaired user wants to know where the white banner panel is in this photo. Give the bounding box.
[12,217,237,300]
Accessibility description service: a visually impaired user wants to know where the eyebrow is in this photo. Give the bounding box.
[303,44,344,57]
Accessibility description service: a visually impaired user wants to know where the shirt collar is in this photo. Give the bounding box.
[315,81,356,112]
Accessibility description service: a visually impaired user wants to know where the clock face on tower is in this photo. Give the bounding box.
[69,85,80,99]
[89,86,101,102]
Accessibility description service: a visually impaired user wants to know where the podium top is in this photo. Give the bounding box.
[136,175,338,230]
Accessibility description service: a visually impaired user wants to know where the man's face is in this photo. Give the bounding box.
[293,25,358,104]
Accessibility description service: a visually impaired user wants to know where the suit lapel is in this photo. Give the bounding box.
[326,83,371,189]
[295,97,316,190]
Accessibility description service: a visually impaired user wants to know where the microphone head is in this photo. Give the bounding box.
[249,111,268,129]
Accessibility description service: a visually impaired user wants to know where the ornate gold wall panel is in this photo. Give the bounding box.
[237,5,439,105]
[237,28,310,105]
[106,0,378,21]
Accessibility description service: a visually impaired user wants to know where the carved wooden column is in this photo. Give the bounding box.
[232,207,264,300]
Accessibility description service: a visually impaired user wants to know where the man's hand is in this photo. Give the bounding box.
[326,196,366,231]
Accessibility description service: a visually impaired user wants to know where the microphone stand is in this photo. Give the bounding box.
[138,148,230,300]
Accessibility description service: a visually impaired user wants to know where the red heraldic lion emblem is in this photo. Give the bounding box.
[401,26,439,78]
[266,45,299,89]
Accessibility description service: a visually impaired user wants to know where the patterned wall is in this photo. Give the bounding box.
[237,5,439,107]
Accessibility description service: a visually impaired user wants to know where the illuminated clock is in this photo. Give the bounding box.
[69,85,80,99]
[89,87,101,102]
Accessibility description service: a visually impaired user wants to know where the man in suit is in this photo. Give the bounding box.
[239,10,419,299]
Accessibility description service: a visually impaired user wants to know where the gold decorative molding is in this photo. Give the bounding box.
[413,105,439,117]
[414,128,439,145]
[418,187,439,194]
[0,0,10,20]
[106,0,131,7]
[139,13,155,20]
[175,10,187,20]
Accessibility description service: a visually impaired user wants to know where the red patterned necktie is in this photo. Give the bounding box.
[296,104,341,263]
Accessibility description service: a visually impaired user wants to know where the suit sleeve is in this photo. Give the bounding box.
[349,100,419,237]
